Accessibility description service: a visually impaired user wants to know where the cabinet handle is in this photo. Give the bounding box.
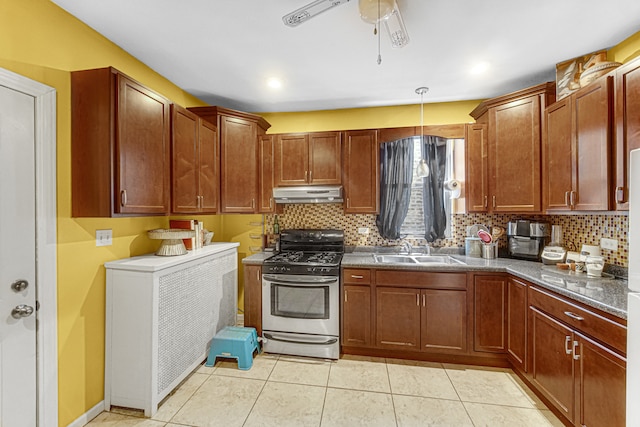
[345,291,348,303]
[484,195,488,208]
[570,191,576,207]
[422,294,426,307]
[565,191,570,207]
[269,198,273,209]
[309,170,313,182]
[305,170,308,181]
[564,311,584,321]
[120,190,127,207]
[350,275,364,279]
[616,186,626,204]
[492,195,496,208]
[251,198,255,209]
[565,336,572,355]
[381,340,414,346]
[572,340,580,360]
[416,294,420,306]
[346,198,350,208]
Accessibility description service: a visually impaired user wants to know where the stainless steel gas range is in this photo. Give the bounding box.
[261,229,343,359]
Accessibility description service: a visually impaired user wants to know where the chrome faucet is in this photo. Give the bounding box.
[400,240,413,254]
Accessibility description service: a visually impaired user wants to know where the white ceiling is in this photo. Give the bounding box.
[52,0,640,113]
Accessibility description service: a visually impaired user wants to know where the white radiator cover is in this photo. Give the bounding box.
[104,243,239,416]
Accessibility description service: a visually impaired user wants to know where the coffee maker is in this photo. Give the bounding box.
[507,220,550,261]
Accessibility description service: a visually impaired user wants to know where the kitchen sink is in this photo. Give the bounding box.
[372,254,465,265]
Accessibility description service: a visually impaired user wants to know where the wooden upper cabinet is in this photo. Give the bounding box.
[465,123,489,212]
[274,132,341,186]
[171,104,218,214]
[489,95,542,212]
[343,129,379,214]
[259,135,275,213]
[543,76,613,211]
[544,97,573,211]
[309,132,342,184]
[469,82,555,214]
[188,106,271,213]
[614,57,640,210]
[572,77,612,211]
[71,67,171,217]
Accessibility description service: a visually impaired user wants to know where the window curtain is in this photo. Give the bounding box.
[421,136,447,242]
[376,138,414,239]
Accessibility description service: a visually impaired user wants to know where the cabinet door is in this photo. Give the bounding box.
[220,115,258,213]
[116,74,170,214]
[465,123,489,212]
[507,278,528,372]
[614,58,640,210]
[489,95,541,212]
[259,135,275,213]
[473,275,506,353]
[243,265,262,335]
[275,134,308,186]
[376,287,420,350]
[198,119,219,213]
[575,332,626,427]
[343,130,379,213]
[309,132,341,184]
[343,285,371,347]
[529,307,575,421]
[572,77,612,211]
[171,105,200,213]
[543,98,573,211]
[422,289,467,353]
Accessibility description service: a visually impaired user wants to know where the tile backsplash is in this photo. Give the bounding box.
[266,205,629,267]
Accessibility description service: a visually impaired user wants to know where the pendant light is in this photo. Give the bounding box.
[416,86,430,178]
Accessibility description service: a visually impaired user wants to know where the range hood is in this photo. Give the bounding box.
[273,185,343,204]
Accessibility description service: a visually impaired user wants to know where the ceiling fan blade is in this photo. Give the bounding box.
[384,4,409,48]
[283,0,352,27]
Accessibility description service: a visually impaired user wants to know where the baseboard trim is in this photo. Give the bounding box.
[66,401,104,427]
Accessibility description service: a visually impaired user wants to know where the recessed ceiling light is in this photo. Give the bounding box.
[267,78,282,89]
[470,62,490,75]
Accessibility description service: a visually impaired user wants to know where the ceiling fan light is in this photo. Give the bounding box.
[384,7,409,48]
[359,0,395,23]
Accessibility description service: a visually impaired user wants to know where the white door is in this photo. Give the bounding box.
[0,84,38,426]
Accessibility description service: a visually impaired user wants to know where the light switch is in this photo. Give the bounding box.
[358,227,370,235]
[600,237,618,251]
[96,229,113,246]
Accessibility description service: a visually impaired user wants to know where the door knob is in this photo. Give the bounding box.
[11,279,29,292]
[11,304,34,319]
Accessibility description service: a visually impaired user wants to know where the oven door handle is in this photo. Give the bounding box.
[264,333,338,346]
[262,275,338,285]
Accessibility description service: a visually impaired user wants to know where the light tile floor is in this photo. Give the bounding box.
[88,354,565,427]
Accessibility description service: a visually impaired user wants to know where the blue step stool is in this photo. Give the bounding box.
[205,326,260,370]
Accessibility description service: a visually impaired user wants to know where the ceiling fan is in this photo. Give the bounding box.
[283,0,409,49]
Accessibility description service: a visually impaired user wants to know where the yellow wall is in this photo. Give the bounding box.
[3,0,640,424]
[609,30,640,63]
[260,100,479,134]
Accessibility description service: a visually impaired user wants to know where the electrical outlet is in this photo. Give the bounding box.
[96,229,113,246]
[600,237,618,251]
[358,227,370,235]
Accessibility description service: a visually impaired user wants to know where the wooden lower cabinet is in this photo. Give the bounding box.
[529,288,626,427]
[243,265,262,335]
[422,289,467,353]
[473,275,507,353]
[375,286,467,354]
[342,285,372,347]
[507,277,528,371]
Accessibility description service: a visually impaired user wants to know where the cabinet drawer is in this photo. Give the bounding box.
[343,269,371,284]
[528,286,626,355]
[375,270,466,290]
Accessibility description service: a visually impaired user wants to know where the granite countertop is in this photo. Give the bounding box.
[243,249,629,320]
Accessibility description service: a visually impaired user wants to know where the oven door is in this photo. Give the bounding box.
[262,274,339,336]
